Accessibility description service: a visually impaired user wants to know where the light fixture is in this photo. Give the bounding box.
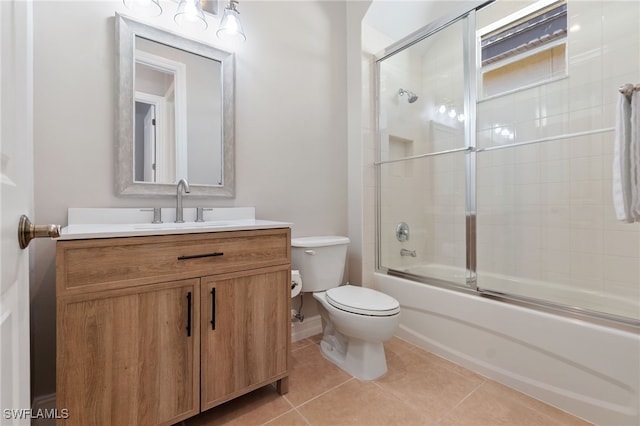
[217,0,246,42]
[123,0,162,17]
[174,0,208,31]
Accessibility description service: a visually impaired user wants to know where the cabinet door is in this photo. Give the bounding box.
[57,279,200,426]
[201,265,290,410]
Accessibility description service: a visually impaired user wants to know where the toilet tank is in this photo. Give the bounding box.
[291,236,350,292]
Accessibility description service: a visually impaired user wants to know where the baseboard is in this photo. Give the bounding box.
[291,314,322,342]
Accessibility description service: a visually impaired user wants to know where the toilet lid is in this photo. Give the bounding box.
[291,236,350,248]
[326,285,400,317]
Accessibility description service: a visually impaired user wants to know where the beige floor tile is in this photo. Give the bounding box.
[179,335,592,426]
[375,347,483,424]
[470,381,594,426]
[384,336,417,357]
[263,409,310,426]
[291,338,314,352]
[298,378,428,426]
[418,351,486,385]
[307,333,323,345]
[285,343,352,407]
[181,385,292,426]
[438,380,592,426]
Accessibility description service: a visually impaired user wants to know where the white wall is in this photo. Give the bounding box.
[32,0,347,399]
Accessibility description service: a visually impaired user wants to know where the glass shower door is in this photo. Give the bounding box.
[376,16,473,288]
[473,0,640,322]
[375,0,639,323]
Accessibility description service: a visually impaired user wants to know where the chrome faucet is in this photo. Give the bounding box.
[400,248,416,257]
[175,178,191,223]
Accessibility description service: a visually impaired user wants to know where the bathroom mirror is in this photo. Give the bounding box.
[115,14,235,197]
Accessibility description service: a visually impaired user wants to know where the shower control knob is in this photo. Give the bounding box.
[396,222,410,242]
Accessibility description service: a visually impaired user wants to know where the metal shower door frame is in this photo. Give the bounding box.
[374,1,493,291]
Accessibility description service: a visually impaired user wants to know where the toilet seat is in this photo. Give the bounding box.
[326,285,400,317]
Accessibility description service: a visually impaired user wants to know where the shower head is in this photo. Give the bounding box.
[398,88,418,103]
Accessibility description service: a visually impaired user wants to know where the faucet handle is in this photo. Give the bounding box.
[152,207,163,224]
[196,207,213,222]
[140,208,163,224]
[396,222,410,242]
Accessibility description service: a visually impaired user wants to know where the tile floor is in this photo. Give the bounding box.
[180,335,593,426]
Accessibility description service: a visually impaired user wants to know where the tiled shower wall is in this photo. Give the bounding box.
[476,0,640,318]
[368,0,640,320]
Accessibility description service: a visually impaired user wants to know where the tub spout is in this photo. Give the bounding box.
[400,248,416,257]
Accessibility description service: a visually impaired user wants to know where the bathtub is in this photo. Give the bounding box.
[392,264,639,320]
[373,271,640,426]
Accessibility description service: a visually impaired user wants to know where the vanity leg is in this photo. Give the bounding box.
[276,377,289,395]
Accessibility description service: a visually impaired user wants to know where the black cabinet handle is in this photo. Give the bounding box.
[210,288,216,330]
[178,252,224,261]
[186,291,192,337]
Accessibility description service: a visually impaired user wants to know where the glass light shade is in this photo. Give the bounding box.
[123,0,162,17]
[174,0,208,31]
[217,4,246,42]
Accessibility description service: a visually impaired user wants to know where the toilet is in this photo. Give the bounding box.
[291,236,400,380]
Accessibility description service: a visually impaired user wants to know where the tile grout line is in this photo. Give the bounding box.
[271,377,356,426]
[303,376,356,407]
[260,406,313,426]
[432,378,488,425]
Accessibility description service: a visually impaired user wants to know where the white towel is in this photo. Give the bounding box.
[631,89,640,220]
[613,91,633,222]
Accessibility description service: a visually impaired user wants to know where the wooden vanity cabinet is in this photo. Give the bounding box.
[200,266,290,410]
[56,228,291,426]
[57,279,200,426]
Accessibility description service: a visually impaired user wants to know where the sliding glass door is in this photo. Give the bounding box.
[376,0,640,323]
[376,15,472,288]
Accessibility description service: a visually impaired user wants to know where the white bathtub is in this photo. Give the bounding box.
[373,271,640,426]
[393,264,639,320]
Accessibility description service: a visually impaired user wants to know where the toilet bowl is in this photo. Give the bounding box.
[291,236,400,380]
[313,285,400,380]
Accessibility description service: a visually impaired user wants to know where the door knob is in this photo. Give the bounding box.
[18,215,61,249]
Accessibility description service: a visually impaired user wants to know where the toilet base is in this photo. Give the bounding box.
[319,334,388,381]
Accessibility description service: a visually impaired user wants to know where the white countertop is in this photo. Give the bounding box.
[59,208,292,240]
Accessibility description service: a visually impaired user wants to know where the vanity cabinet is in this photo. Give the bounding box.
[57,279,200,425]
[200,266,290,410]
[56,228,291,426]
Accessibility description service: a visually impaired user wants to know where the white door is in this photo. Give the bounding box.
[0,0,33,424]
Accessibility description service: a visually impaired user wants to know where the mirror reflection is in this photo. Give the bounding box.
[134,37,222,186]
[116,14,235,197]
